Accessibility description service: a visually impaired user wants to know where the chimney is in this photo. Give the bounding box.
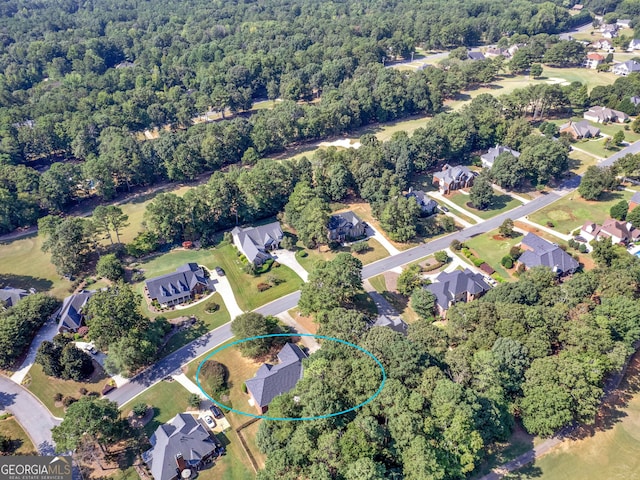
[176,453,186,472]
[408,187,413,193]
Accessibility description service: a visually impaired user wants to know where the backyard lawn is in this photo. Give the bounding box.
[448,190,523,220]
[295,238,389,272]
[0,416,36,454]
[27,362,109,418]
[0,234,73,300]
[529,190,633,235]
[462,229,523,280]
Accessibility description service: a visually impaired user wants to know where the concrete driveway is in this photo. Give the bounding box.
[365,225,400,255]
[272,249,309,282]
[11,316,59,384]
[209,272,244,319]
[0,375,60,454]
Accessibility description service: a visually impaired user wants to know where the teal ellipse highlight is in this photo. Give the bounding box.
[195,333,386,421]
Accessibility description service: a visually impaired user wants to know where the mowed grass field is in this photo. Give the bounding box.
[462,229,523,280]
[0,416,36,454]
[448,189,523,220]
[295,238,389,272]
[529,190,633,234]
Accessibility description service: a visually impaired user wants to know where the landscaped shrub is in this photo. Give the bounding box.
[517,263,527,274]
[132,402,148,417]
[188,394,201,408]
[280,235,296,251]
[223,231,233,243]
[257,283,272,292]
[568,239,577,249]
[350,241,369,254]
[201,360,229,396]
[298,251,308,258]
[205,301,220,313]
[501,256,513,269]
[572,229,581,236]
[242,383,248,394]
[267,275,284,286]
[62,396,77,408]
[546,221,555,228]
[79,387,88,396]
[472,257,485,267]
[509,246,522,260]
[422,262,445,273]
[273,261,280,268]
[579,243,588,253]
[434,250,449,263]
[53,393,63,402]
[450,239,463,251]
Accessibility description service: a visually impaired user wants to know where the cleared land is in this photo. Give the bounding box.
[295,238,389,272]
[27,362,109,418]
[0,416,37,454]
[529,190,633,234]
[448,189,523,220]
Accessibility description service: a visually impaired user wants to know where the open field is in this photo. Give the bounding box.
[295,238,389,272]
[121,379,193,438]
[0,234,73,300]
[448,189,523,220]
[568,149,600,174]
[529,190,633,234]
[462,229,523,280]
[27,362,109,418]
[0,416,37,454]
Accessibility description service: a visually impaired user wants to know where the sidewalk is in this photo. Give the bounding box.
[427,191,485,224]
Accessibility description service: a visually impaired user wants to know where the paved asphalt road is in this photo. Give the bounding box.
[599,140,640,168]
[107,188,566,407]
[0,376,60,454]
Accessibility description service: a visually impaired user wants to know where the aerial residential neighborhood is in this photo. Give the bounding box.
[3,2,640,480]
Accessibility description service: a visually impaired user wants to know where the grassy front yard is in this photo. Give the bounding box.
[568,149,600,174]
[529,190,633,234]
[26,362,109,418]
[448,190,523,220]
[462,230,523,280]
[295,238,389,272]
[0,416,36,454]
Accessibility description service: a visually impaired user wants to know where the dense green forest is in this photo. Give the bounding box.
[0,0,591,233]
[255,248,640,479]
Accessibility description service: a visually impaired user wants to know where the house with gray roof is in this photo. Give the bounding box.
[231,222,283,266]
[629,191,640,210]
[373,315,408,334]
[405,189,438,216]
[245,343,307,413]
[583,106,629,124]
[559,120,600,139]
[145,263,212,308]
[142,413,219,480]
[58,290,94,333]
[631,96,640,106]
[613,60,640,76]
[327,211,366,242]
[518,233,579,276]
[426,269,492,317]
[0,286,29,309]
[481,145,521,169]
[467,51,485,61]
[432,164,476,194]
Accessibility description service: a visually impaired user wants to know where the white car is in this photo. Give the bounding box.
[203,415,216,428]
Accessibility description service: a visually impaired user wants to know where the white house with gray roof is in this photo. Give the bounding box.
[0,286,29,309]
[432,164,476,194]
[58,290,94,333]
[142,413,220,480]
[613,60,640,76]
[145,263,212,308]
[231,222,283,266]
[426,269,492,317]
[481,145,521,169]
[245,343,307,413]
[518,233,579,276]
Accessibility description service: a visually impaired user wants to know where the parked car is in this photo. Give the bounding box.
[85,345,98,355]
[209,404,224,419]
[203,415,216,428]
[215,266,225,276]
[439,205,449,213]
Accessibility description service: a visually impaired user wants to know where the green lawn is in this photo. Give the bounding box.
[210,243,303,311]
[448,190,522,220]
[568,149,600,174]
[0,416,37,454]
[0,234,73,300]
[121,379,193,438]
[295,238,390,272]
[27,362,109,418]
[462,230,523,280]
[529,190,633,235]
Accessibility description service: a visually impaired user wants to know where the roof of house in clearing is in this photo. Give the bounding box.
[0,286,28,308]
[586,52,605,60]
[433,164,475,185]
[481,145,521,166]
[467,51,485,60]
[58,290,94,331]
[142,413,217,480]
[519,233,579,273]
[559,120,600,138]
[630,191,640,204]
[245,343,307,408]
[584,106,628,121]
[231,222,283,264]
[425,268,491,311]
[328,211,364,231]
[405,190,437,210]
[373,315,408,334]
[145,263,211,304]
[616,60,640,71]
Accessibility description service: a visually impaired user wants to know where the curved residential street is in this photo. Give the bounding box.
[0,375,60,454]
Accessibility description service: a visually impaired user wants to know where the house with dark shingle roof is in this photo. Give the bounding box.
[231,222,283,266]
[433,164,476,194]
[518,233,579,276]
[405,189,438,216]
[142,413,219,480]
[245,343,307,413]
[426,269,492,317]
[0,287,29,309]
[373,315,408,334]
[481,145,521,169]
[327,211,366,242]
[467,51,485,61]
[58,290,94,333]
[145,263,212,308]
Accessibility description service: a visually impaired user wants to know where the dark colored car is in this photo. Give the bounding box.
[215,266,225,276]
[210,404,224,419]
[439,205,449,213]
